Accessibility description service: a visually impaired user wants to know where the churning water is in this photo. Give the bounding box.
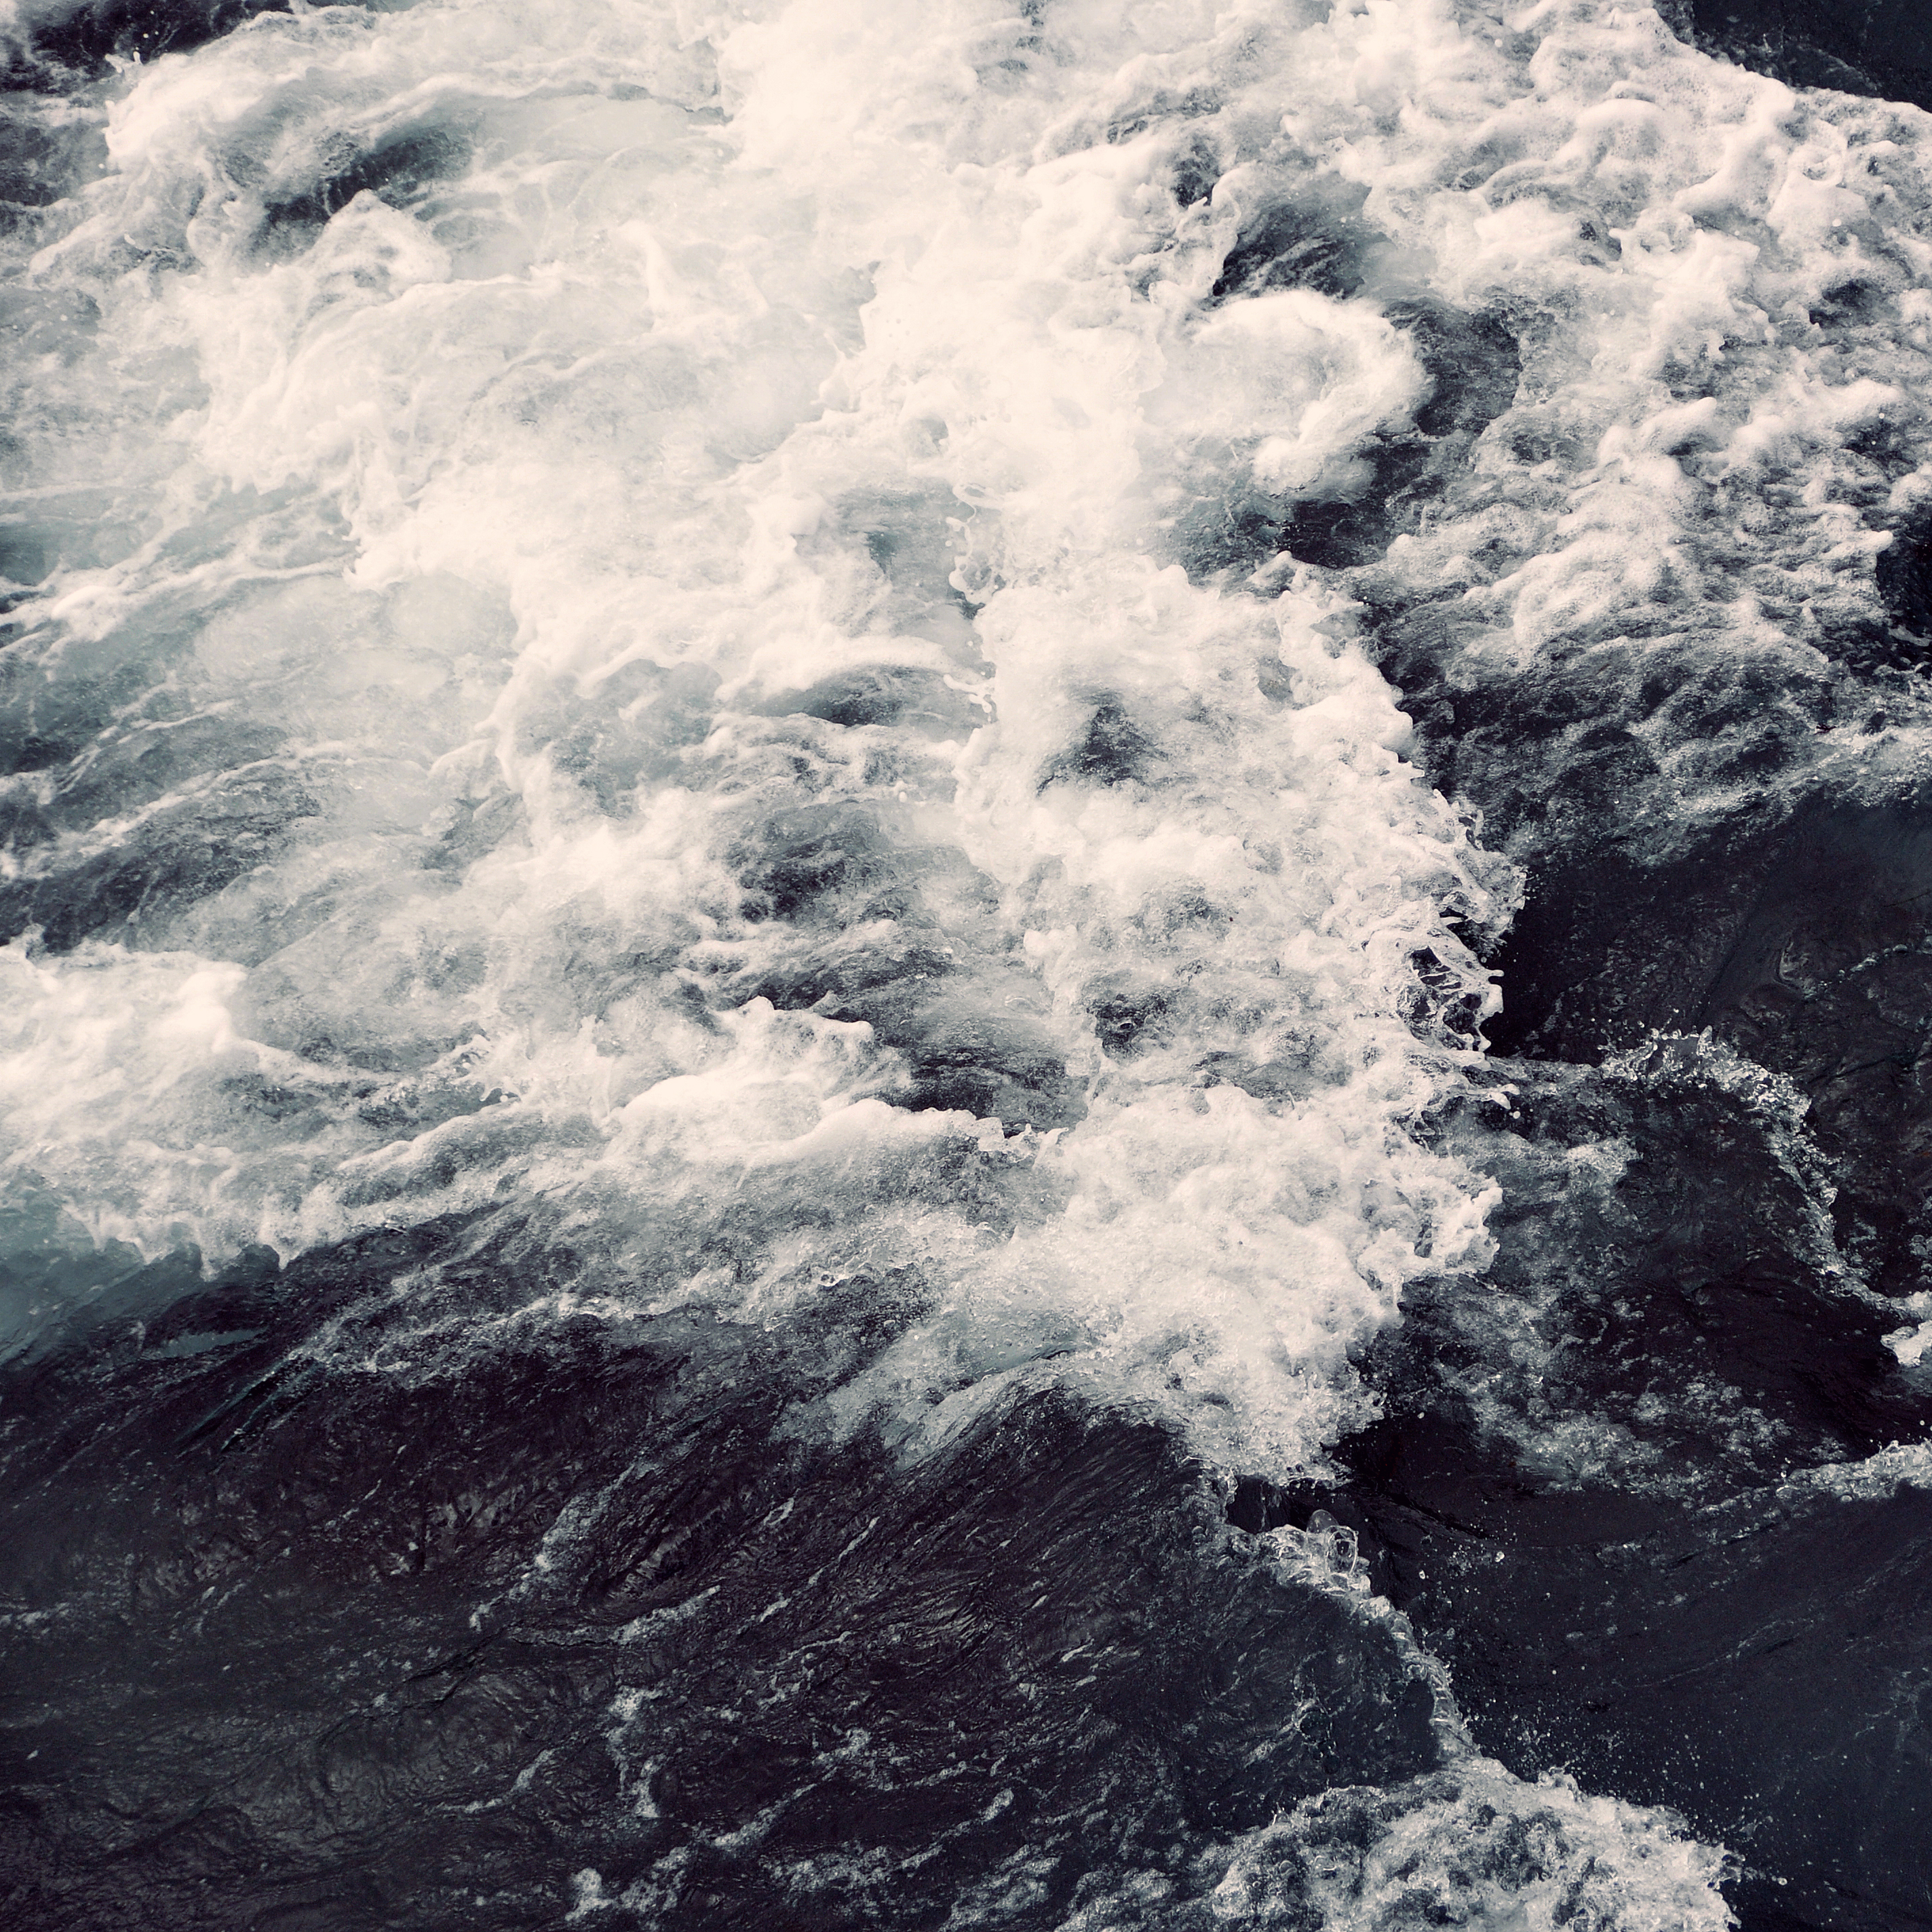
[7,2,1932,1927]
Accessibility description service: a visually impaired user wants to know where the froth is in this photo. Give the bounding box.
[0,0,1545,1480]
[8,0,1915,1573]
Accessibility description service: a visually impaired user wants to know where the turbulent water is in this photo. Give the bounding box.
[5,1,1932,1927]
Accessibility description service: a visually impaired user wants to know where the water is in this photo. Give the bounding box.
[5,1,1932,1926]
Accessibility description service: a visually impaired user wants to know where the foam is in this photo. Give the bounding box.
[0,0,1552,1482]
[1189,1758,1733,1932]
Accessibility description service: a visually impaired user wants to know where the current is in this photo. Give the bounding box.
[3,2,1932,1928]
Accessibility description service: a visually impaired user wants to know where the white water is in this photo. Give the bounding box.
[12,0,1932,1914]
[0,0,1542,1475]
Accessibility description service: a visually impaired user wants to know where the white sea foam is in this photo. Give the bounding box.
[1192,1758,1733,1932]
[0,0,1543,1474]
[1783,1433,1932,1502]
[1,0,1920,1473]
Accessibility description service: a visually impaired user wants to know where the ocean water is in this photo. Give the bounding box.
[5,1,1932,1927]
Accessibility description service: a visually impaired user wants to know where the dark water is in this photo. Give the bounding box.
[5,2,1932,1928]
[1676,2,1932,111]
